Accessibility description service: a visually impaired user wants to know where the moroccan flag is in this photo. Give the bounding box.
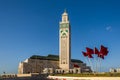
[82,51,88,57]
[94,47,99,54]
[100,45,108,56]
[86,47,94,55]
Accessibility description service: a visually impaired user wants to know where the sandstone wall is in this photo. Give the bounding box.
[18,59,59,74]
[48,76,120,80]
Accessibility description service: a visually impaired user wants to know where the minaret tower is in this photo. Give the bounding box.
[59,10,71,70]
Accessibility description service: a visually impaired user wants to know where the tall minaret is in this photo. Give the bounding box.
[59,10,71,70]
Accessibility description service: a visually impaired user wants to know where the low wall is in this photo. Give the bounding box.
[17,74,32,77]
[48,75,120,80]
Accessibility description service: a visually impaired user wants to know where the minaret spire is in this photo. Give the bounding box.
[61,9,69,23]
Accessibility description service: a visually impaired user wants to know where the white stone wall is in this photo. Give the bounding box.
[18,58,91,74]
[110,68,120,73]
[18,59,59,74]
[48,76,120,80]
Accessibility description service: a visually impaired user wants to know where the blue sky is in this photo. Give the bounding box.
[0,0,120,74]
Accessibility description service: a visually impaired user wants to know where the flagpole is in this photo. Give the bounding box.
[88,57,94,73]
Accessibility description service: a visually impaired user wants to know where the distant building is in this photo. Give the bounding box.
[18,10,92,74]
[110,68,120,73]
[110,68,117,73]
[116,68,120,72]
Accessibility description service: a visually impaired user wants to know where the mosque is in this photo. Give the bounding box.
[18,10,91,74]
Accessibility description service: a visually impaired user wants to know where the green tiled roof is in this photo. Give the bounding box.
[30,54,83,63]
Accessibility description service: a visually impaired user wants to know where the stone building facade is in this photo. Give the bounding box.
[18,57,59,74]
[18,55,91,74]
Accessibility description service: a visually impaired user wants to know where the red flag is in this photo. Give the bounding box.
[100,45,108,56]
[86,47,94,55]
[73,64,79,68]
[82,51,88,57]
[94,47,99,54]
